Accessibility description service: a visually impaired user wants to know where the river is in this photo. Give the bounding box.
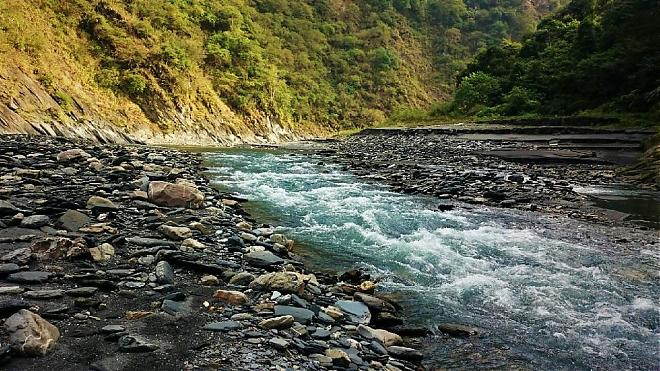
[204,147,659,370]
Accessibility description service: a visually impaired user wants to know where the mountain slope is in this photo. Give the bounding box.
[0,0,563,143]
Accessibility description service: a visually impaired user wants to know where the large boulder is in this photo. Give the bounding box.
[4,309,60,356]
[249,271,317,294]
[147,181,204,209]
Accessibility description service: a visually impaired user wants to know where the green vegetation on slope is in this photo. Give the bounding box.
[443,0,660,121]
[0,0,564,135]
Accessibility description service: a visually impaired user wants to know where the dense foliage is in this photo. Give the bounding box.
[447,0,660,119]
[0,0,563,130]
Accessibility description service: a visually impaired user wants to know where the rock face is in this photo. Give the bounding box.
[4,309,60,356]
[147,181,204,208]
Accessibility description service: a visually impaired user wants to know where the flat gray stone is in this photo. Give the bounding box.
[57,210,90,232]
[7,271,51,284]
[335,300,371,324]
[23,290,64,299]
[203,321,243,332]
[244,251,284,267]
[20,215,50,229]
[274,305,315,324]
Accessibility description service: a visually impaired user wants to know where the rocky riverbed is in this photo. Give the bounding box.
[0,135,426,370]
[322,128,658,227]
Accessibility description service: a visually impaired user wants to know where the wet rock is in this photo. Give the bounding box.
[335,300,371,324]
[117,335,159,352]
[436,323,479,336]
[100,325,125,334]
[259,315,294,330]
[20,215,49,229]
[155,261,174,284]
[244,250,284,268]
[203,321,243,332]
[357,324,402,346]
[4,309,60,356]
[274,305,315,324]
[89,243,115,262]
[354,292,397,313]
[213,289,249,306]
[386,345,423,361]
[86,196,118,211]
[7,271,51,283]
[57,210,90,232]
[158,225,192,240]
[147,181,204,209]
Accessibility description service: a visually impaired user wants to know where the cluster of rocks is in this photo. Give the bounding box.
[0,135,427,370]
[323,131,648,226]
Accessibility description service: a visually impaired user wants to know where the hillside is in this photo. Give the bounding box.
[444,0,660,120]
[0,0,563,144]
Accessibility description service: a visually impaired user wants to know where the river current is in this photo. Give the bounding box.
[204,148,658,370]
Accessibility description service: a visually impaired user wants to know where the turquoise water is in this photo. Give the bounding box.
[205,148,659,370]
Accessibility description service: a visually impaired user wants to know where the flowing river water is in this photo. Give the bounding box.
[203,148,659,370]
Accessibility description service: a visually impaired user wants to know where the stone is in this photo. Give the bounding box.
[0,299,31,317]
[30,238,73,261]
[24,290,64,299]
[56,149,90,162]
[244,251,284,267]
[100,325,126,334]
[274,305,315,324]
[147,181,204,209]
[57,210,90,232]
[228,271,255,286]
[335,300,371,324]
[158,225,192,240]
[249,271,317,294]
[325,348,351,367]
[436,323,479,336]
[357,280,376,293]
[86,196,118,210]
[386,346,423,361]
[0,286,24,295]
[0,200,19,216]
[200,275,220,286]
[7,271,51,283]
[357,324,402,346]
[354,292,397,313]
[181,238,205,249]
[66,287,98,297]
[268,337,289,350]
[0,263,20,275]
[1,248,32,265]
[4,309,60,355]
[213,290,249,306]
[259,315,294,330]
[311,328,331,340]
[20,215,49,229]
[155,261,174,284]
[126,237,177,248]
[118,335,159,352]
[89,243,115,262]
[203,321,243,332]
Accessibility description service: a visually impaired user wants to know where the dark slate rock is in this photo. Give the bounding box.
[7,271,51,283]
[57,210,91,232]
[244,251,284,268]
[335,300,371,324]
[118,335,159,352]
[0,298,31,317]
[274,305,315,324]
[203,321,243,332]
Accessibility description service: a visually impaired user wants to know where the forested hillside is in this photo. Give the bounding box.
[446,0,660,120]
[0,0,563,142]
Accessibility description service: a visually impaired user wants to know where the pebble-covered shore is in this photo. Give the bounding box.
[0,135,426,371]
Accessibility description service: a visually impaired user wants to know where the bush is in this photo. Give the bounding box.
[121,72,148,96]
[453,71,502,113]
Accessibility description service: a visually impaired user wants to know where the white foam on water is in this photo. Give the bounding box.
[206,149,660,369]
